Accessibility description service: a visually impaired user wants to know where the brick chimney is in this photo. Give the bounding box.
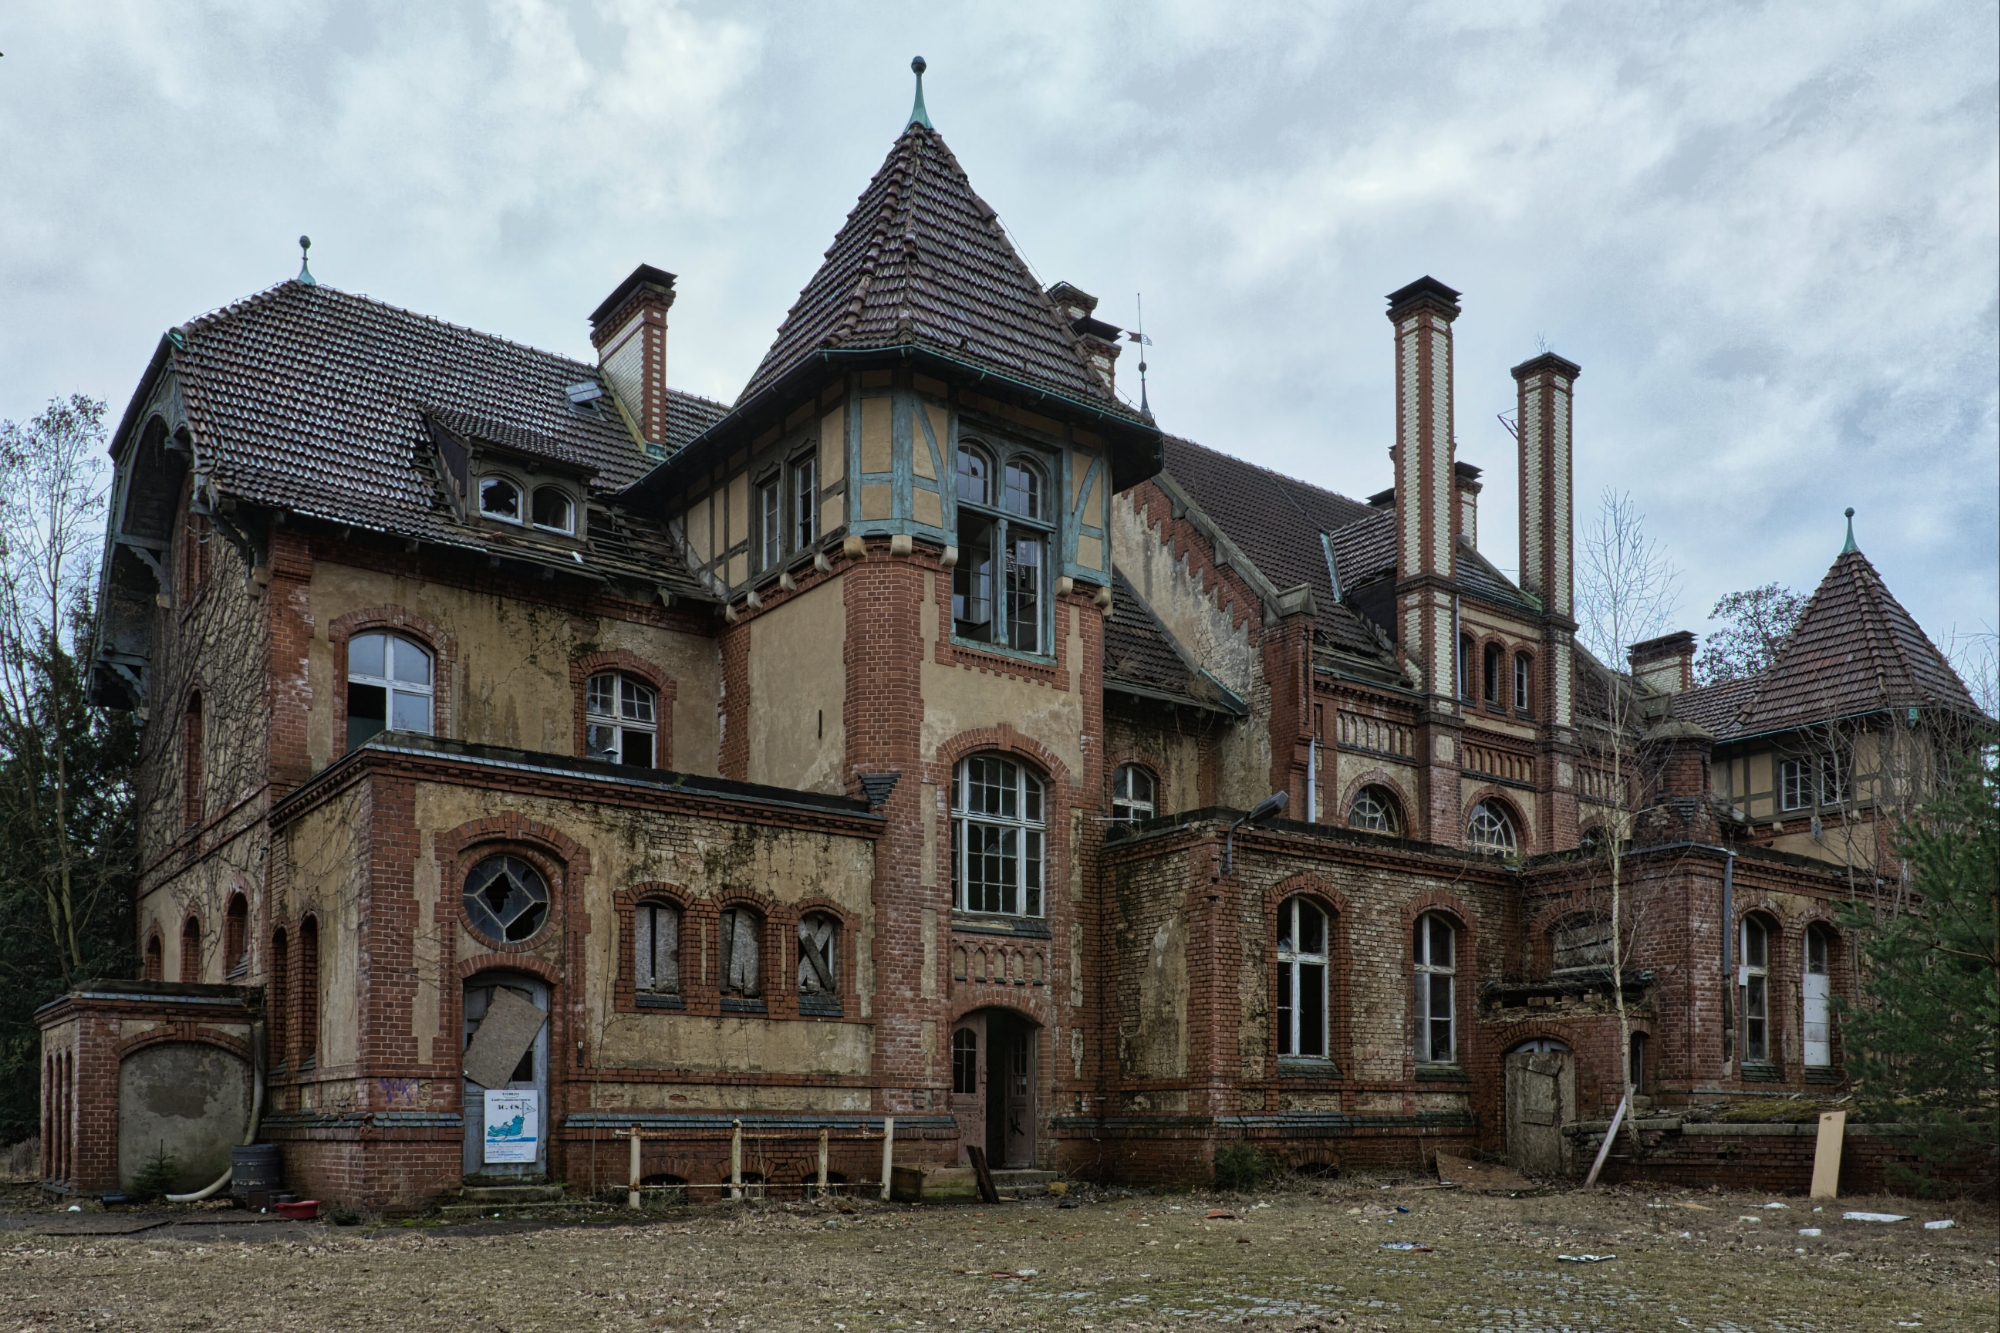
[1630,631,1697,695]
[1454,461,1482,551]
[1387,276,1462,701]
[1048,282,1122,393]
[1511,351,1580,622]
[589,264,677,449]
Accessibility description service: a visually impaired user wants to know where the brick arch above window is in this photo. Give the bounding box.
[1337,771,1412,836]
[1463,787,1529,855]
[436,813,589,956]
[1263,871,1350,919]
[933,723,1072,789]
[328,606,457,753]
[114,1023,254,1065]
[571,649,677,768]
[455,951,564,986]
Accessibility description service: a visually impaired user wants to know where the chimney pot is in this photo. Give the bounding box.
[590,263,678,450]
[1048,281,1121,392]
[1454,460,1482,551]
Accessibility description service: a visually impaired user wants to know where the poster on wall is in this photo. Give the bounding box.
[483,1089,540,1165]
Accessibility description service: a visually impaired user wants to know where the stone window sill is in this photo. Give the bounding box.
[720,997,767,1014]
[1415,1063,1468,1082]
[637,993,685,1011]
[1278,1058,1341,1080]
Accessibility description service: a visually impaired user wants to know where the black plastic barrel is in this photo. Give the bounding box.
[231,1144,282,1195]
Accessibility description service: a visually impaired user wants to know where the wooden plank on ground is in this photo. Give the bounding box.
[966,1146,1002,1204]
[1810,1110,1846,1199]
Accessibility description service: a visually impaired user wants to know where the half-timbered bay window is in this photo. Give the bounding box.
[347,632,433,749]
[951,755,1044,917]
[1276,897,1329,1060]
[953,441,1051,654]
[1414,913,1457,1065]
[792,452,818,550]
[586,672,657,767]
[757,475,783,571]
[633,901,681,996]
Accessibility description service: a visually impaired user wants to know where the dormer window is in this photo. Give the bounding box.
[531,486,575,534]
[480,477,522,523]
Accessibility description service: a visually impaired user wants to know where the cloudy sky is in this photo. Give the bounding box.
[4,1,1995,672]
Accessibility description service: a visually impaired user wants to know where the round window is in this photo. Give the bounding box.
[463,855,550,943]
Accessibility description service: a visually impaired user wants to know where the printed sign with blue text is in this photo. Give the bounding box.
[483,1089,540,1164]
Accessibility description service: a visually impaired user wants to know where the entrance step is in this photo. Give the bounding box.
[989,1169,1057,1198]
[458,1183,567,1207]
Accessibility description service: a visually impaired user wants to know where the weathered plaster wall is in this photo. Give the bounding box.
[746,579,847,793]
[277,785,366,1070]
[917,570,1087,784]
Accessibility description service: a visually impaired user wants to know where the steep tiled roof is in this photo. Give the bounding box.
[159,280,723,597]
[1104,568,1245,714]
[1327,507,1395,590]
[1671,672,1764,738]
[1158,437,1391,660]
[1732,549,1979,733]
[1457,541,1541,614]
[738,123,1129,412]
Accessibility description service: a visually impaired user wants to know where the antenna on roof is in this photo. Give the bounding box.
[296,235,316,286]
[1841,506,1857,555]
[908,56,932,129]
[1127,294,1154,418]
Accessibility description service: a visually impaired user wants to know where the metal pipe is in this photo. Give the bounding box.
[628,1123,642,1210]
[880,1116,895,1200]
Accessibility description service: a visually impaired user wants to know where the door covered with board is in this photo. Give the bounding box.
[462,974,550,1180]
[1504,1044,1575,1178]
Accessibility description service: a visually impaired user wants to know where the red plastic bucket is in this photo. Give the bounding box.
[275,1199,319,1220]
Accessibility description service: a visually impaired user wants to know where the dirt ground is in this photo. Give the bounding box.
[2,1177,1994,1332]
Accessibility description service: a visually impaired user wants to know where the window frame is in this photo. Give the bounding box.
[1740,915,1773,1064]
[756,473,783,572]
[345,631,435,750]
[1414,912,1458,1066]
[791,450,819,553]
[950,754,1046,919]
[1457,633,1475,702]
[1513,651,1533,715]
[1276,897,1331,1062]
[1467,800,1516,854]
[952,437,1056,658]
[719,905,766,1002]
[1482,642,1503,707]
[1347,784,1400,835]
[1111,763,1157,824]
[224,894,249,980]
[530,484,576,535]
[462,853,554,947]
[951,1027,979,1096]
[796,910,840,999]
[632,900,682,999]
[1779,758,1811,811]
[478,474,525,524]
[585,671,659,768]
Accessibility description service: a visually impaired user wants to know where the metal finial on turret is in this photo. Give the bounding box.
[1841,506,1857,554]
[908,56,932,129]
[296,235,317,286]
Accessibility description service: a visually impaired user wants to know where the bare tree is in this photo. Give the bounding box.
[0,396,112,984]
[1575,489,1680,1136]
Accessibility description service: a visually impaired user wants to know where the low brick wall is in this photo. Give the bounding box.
[1563,1118,1938,1195]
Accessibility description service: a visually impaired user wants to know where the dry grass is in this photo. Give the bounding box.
[3,1176,1995,1332]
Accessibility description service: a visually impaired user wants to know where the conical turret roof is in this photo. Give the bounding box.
[738,122,1129,413]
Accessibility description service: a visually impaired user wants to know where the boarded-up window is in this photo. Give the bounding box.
[634,902,681,994]
[720,908,761,997]
[180,914,201,983]
[1551,915,1613,972]
[797,912,837,994]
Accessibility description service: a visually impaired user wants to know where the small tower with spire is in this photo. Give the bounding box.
[296,236,316,286]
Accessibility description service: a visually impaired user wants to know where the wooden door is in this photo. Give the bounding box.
[1505,1048,1574,1177]
[463,976,549,1180]
[1002,1023,1035,1167]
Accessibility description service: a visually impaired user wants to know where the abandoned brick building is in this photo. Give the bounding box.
[39,76,1983,1206]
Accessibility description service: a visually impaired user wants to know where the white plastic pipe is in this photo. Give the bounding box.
[168,1020,266,1204]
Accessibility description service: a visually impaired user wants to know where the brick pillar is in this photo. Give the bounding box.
[1514,351,1583,853]
[588,265,677,450]
[842,546,932,1112]
[1387,276,1466,847]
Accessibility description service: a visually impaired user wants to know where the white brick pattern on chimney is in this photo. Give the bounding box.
[1428,322,1452,576]
[1550,381,1571,618]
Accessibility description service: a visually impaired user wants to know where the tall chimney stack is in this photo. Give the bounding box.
[1454,461,1482,551]
[589,264,677,451]
[1512,352,1580,623]
[1386,276,1462,694]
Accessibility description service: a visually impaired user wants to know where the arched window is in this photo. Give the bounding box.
[633,901,681,996]
[1347,784,1400,835]
[1483,642,1502,706]
[1467,801,1516,854]
[1457,633,1475,701]
[143,931,163,982]
[180,914,202,983]
[479,476,522,522]
[269,928,288,1064]
[182,693,204,830]
[951,755,1045,918]
[720,907,763,997]
[1414,913,1457,1065]
[797,911,839,995]
[298,916,320,1067]
[1629,1031,1650,1092]
[531,486,574,534]
[464,855,550,945]
[1111,763,1156,824]
[1276,897,1329,1060]
[347,631,434,748]
[953,441,1051,653]
[224,894,249,979]
[1551,913,1613,973]
[1740,915,1772,1064]
[1803,925,1833,1068]
[952,1028,979,1095]
[586,672,657,767]
[1513,651,1533,714]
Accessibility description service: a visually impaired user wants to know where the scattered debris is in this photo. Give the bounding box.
[1844,1212,1910,1223]
[1676,1202,1714,1212]
[1380,1241,1432,1251]
[1761,1201,1789,1209]
[1433,1151,1531,1193]
[1799,1228,1823,1237]
[1558,1254,1616,1262]
[1924,1220,1955,1230]
[1203,1210,1238,1220]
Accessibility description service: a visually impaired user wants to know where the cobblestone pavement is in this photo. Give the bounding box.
[2,1178,1993,1331]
